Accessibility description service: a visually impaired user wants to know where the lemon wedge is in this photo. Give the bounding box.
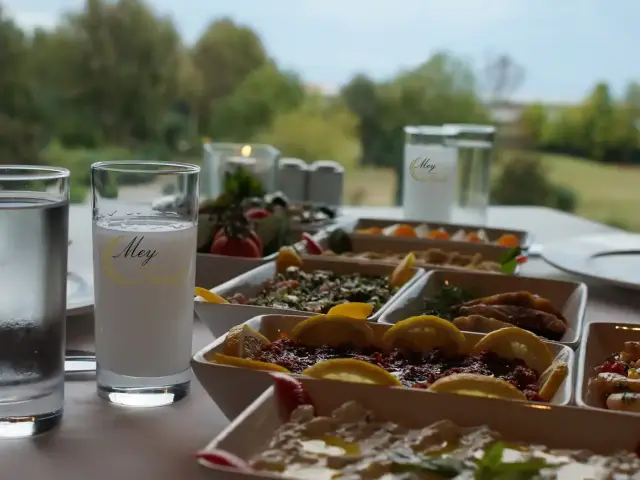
[472,327,554,375]
[538,361,569,401]
[382,315,467,355]
[291,315,375,348]
[213,353,290,373]
[276,246,303,273]
[223,324,271,358]
[389,252,416,288]
[194,287,228,304]
[326,302,374,320]
[302,359,402,386]
[427,373,527,401]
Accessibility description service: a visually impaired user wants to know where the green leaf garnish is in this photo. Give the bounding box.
[474,442,549,480]
[500,246,522,264]
[500,258,518,275]
[423,283,475,319]
[388,451,464,478]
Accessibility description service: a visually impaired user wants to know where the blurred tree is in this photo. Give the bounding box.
[341,74,386,166]
[209,62,305,141]
[517,103,547,148]
[193,18,268,132]
[48,0,183,145]
[481,53,525,103]
[256,95,361,169]
[611,81,640,163]
[0,7,43,164]
[581,82,615,162]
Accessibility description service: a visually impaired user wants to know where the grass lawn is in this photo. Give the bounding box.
[538,152,640,231]
[342,152,640,231]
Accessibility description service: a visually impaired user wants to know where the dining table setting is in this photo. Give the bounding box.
[1,200,640,479]
[4,138,640,480]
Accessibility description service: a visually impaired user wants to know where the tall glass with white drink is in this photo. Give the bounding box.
[91,161,199,407]
[402,126,457,222]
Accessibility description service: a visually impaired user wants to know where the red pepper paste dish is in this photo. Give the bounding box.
[212,314,570,404]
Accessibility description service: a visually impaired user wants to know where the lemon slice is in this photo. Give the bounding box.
[276,246,303,273]
[472,327,554,375]
[213,353,290,373]
[194,287,228,304]
[223,324,271,358]
[389,252,416,288]
[427,373,527,401]
[382,315,467,355]
[326,302,374,320]
[302,359,402,386]
[291,315,375,348]
[538,361,569,401]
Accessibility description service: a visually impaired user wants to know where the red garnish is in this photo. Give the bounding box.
[597,359,627,376]
[194,449,252,471]
[271,372,313,415]
[301,232,324,255]
[516,255,528,264]
[245,208,272,220]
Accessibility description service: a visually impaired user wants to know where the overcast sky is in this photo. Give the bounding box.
[3,0,639,102]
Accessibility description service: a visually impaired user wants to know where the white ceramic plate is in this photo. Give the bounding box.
[542,233,640,290]
[67,271,94,316]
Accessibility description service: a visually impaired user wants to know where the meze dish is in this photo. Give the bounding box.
[421,283,569,341]
[356,222,521,247]
[587,341,640,413]
[197,248,417,316]
[196,376,640,479]
[319,229,527,274]
[211,314,569,403]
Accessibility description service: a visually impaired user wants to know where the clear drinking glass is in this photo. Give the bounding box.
[91,161,199,407]
[443,124,496,225]
[0,166,69,437]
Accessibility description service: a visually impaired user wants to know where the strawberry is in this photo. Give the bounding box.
[270,372,313,416]
[193,449,252,471]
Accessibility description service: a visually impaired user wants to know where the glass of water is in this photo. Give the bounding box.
[0,166,69,437]
[91,161,199,407]
[443,124,496,226]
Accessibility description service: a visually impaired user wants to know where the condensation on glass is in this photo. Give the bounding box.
[0,165,69,437]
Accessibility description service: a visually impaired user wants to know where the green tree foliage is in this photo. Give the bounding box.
[492,154,578,213]
[210,63,305,141]
[256,95,361,169]
[342,52,490,202]
[0,7,43,164]
[193,18,268,131]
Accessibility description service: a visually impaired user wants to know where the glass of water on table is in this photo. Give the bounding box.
[91,161,200,407]
[0,166,69,437]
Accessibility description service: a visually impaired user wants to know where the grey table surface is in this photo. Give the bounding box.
[2,205,640,479]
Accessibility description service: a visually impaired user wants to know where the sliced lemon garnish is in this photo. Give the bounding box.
[472,327,554,375]
[382,315,467,355]
[326,302,374,320]
[427,373,527,401]
[276,246,303,273]
[213,353,290,373]
[291,315,375,348]
[538,361,569,401]
[223,324,271,358]
[302,359,402,386]
[194,287,228,304]
[389,252,416,288]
